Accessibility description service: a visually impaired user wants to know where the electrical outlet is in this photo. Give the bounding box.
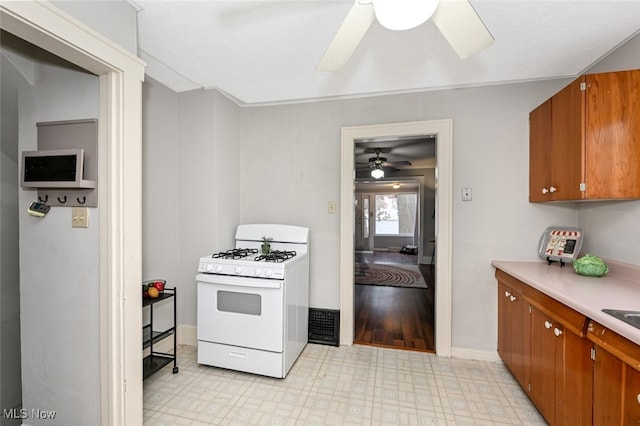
[72,207,89,228]
[328,201,337,214]
[462,187,472,202]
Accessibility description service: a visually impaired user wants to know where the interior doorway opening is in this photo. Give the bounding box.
[353,140,434,352]
[340,120,453,357]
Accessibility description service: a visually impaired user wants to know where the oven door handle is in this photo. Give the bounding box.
[196,274,282,289]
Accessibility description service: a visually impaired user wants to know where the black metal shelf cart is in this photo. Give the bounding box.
[143,287,178,379]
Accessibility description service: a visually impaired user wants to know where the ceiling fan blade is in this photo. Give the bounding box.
[432,0,494,59]
[317,1,375,72]
[384,161,412,166]
[364,147,392,154]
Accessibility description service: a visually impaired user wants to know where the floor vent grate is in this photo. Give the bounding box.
[308,308,340,346]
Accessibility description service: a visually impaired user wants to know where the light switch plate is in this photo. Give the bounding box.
[72,207,89,228]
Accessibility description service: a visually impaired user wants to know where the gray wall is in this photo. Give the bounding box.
[1,37,23,420]
[141,32,640,355]
[1,2,138,424]
[141,81,242,327]
[51,0,138,55]
[238,83,579,353]
[16,46,101,426]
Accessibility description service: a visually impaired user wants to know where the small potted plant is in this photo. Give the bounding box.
[261,236,273,255]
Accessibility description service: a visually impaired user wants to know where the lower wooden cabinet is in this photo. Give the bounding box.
[496,269,592,425]
[497,275,529,389]
[526,296,592,425]
[589,321,640,425]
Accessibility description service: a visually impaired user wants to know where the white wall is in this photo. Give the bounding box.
[578,33,640,266]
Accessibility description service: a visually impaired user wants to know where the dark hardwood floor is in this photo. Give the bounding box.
[354,251,435,352]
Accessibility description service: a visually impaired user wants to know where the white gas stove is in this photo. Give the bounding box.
[196,224,310,378]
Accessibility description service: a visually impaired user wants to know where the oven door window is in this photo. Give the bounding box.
[217,290,261,316]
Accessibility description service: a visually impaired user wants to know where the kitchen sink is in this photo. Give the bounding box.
[602,309,640,330]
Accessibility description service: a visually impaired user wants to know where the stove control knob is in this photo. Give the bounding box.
[265,269,272,277]
[255,268,262,276]
[206,264,214,272]
[235,266,242,274]
[215,264,223,273]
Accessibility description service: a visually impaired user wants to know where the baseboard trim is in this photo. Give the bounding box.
[169,327,501,363]
[178,324,197,346]
[451,347,501,363]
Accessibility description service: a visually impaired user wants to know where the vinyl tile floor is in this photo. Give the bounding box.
[144,344,547,426]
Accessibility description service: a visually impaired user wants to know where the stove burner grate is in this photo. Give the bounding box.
[211,248,258,259]
[254,250,297,263]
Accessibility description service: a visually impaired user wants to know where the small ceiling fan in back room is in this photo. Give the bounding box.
[317,0,494,72]
[357,148,412,179]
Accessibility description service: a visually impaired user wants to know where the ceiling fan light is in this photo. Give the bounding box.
[371,168,385,179]
[373,0,439,31]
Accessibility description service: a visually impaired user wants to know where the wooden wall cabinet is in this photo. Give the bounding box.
[589,320,640,425]
[529,69,640,202]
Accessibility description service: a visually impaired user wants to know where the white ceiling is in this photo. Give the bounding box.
[133,0,640,106]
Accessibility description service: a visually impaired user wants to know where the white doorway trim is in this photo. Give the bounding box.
[340,120,453,357]
[1,2,145,424]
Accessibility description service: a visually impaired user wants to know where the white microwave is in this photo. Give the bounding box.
[21,148,95,189]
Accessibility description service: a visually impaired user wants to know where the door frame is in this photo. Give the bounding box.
[354,193,373,252]
[340,120,453,356]
[1,2,145,424]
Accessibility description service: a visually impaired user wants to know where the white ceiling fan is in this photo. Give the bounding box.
[317,0,494,72]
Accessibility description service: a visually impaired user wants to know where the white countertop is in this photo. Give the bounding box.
[492,258,640,345]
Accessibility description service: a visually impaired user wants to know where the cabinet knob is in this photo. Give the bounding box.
[505,291,511,298]
[637,394,640,404]
[544,320,553,329]
[554,328,563,337]
[549,186,557,193]
[542,188,549,194]
[510,295,516,302]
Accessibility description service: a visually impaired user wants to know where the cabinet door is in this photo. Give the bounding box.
[623,362,640,424]
[529,99,552,202]
[593,344,640,425]
[559,326,593,425]
[549,77,585,201]
[585,70,640,199]
[497,282,512,362]
[528,306,558,424]
[591,319,640,426]
[497,281,528,389]
[593,344,623,425]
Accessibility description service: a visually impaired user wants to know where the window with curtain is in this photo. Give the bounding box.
[374,193,417,235]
